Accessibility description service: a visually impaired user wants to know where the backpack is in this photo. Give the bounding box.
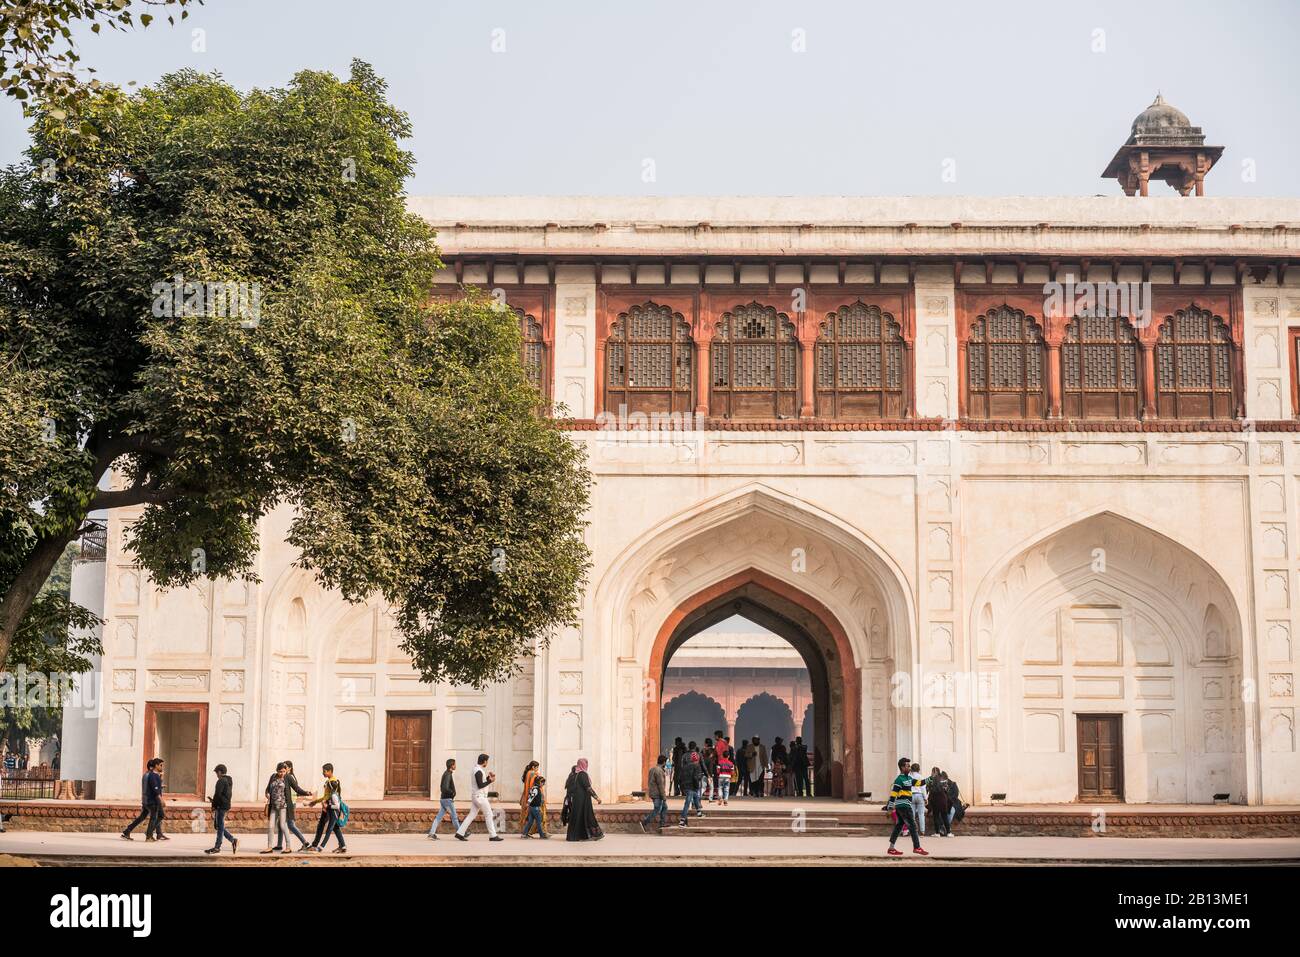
[336,800,350,828]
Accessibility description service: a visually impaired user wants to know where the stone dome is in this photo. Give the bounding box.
[1132,94,1192,134]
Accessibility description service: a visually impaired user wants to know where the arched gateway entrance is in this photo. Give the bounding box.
[645,569,861,798]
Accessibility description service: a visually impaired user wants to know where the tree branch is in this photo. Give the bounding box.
[90,479,198,511]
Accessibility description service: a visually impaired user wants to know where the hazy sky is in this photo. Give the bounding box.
[2,0,1297,196]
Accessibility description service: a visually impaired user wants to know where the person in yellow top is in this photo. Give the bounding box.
[305,763,347,853]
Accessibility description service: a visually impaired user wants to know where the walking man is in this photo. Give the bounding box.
[146,759,168,840]
[671,737,685,796]
[886,757,928,857]
[677,749,704,827]
[791,737,809,797]
[428,758,460,839]
[122,758,167,841]
[455,753,503,841]
[306,763,347,853]
[121,758,159,841]
[282,760,312,851]
[205,764,238,855]
[641,754,670,832]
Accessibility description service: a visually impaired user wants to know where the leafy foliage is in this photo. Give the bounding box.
[0,62,591,687]
[0,542,97,751]
[0,0,198,132]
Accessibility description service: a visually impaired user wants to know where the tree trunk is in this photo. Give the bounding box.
[0,522,85,672]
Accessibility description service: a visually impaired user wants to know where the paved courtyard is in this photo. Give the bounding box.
[3,829,1297,865]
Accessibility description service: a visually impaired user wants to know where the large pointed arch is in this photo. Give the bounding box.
[595,482,917,798]
[966,508,1253,805]
[595,481,917,669]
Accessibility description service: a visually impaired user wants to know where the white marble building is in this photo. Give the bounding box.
[62,184,1300,806]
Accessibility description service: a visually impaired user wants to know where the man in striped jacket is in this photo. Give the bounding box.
[885,757,929,857]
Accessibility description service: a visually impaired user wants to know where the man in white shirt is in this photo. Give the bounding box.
[455,753,503,841]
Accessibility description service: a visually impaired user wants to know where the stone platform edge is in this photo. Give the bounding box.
[4,802,1299,838]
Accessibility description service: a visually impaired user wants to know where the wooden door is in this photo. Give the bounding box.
[385,711,431,797]
[142,703,208,801]
[1077,714,1123,801]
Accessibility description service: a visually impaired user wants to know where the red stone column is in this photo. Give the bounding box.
[798,335,816,418]
[903,340,916,418]
[1046,343,1063,418]
[1140,342,1157,419]
[695,340,711,416]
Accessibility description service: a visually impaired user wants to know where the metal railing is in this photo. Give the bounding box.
[78,522,107,562]
[0,770,60,801]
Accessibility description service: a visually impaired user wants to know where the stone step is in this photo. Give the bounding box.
[672,825,866,836]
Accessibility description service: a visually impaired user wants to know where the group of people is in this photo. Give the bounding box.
[120,757,349,854]
[119,753,609,853]
[426,753,605,843]
[640,731,809,831]
[112,750,968,856]
[665,732,813,805]
[1,751,52,774]
[885,757,967,856]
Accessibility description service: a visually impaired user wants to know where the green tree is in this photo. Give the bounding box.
[0,62,591,687]
[1,0,198,128]
[0,540,90,756]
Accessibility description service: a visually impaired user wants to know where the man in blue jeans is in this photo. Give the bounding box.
[428,758,460,839]
[677,749,704,828]
[885,756,928,857]
[205,764,238,854]
[640,754,670,832]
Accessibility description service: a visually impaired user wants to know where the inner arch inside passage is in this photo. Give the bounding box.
[662,617,811,755]
[652,575,858,796]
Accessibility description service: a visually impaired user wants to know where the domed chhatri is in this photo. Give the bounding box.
[1102,94,1224,196]
[1132,93,1194,137]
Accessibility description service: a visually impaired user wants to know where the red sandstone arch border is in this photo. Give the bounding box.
[643,568,862,798]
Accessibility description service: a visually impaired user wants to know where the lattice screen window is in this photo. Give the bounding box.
[814,302,905,418]
[1154,306,1236,420]
[604,303,694,415]
[965,305,1047,419]
[1061,314,1140,419]
[518,310,548,398]
[710,303,799,419]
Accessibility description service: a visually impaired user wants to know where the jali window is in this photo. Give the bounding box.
[815,302,905,418]
[1061,314,1140,419]
[604,302,694,414]
[966,305,1047,419]
[1154,306,1236,420]
[517,309,548,398]
[710,303,799,418]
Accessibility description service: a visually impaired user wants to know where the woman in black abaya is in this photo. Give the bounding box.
[564,757,604,841]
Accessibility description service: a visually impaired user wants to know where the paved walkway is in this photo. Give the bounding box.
[17,797,1299,812]
[3,829,1298,864]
